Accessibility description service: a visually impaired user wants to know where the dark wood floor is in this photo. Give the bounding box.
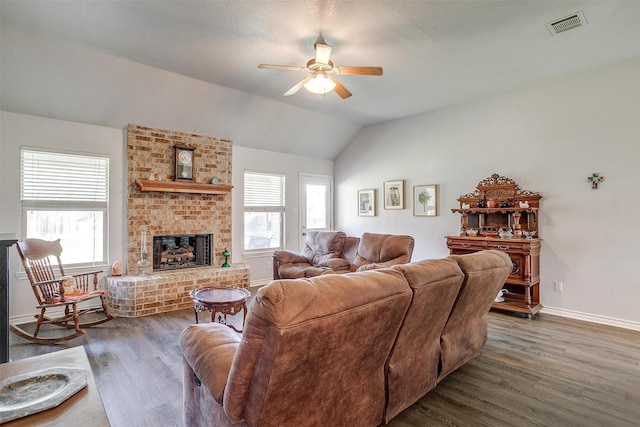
[8,309,640,427]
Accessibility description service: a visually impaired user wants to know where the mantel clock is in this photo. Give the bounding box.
[173,145,195,181]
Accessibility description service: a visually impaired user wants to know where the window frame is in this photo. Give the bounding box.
[243,169,285,255]
[20,147,109,268]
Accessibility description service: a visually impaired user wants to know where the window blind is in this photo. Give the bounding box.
[21,148,109,208]
[244,171,285,208]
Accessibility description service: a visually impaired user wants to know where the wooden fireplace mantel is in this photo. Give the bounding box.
[136,179,233,195]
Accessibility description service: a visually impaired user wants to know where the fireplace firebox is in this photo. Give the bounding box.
[152,234,212,271]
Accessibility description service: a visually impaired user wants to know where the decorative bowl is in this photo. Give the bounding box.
[498,228,513,239]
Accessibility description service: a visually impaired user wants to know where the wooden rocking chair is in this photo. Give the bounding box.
[11,238,114,343]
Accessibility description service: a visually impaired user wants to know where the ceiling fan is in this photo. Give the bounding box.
[258,40,383,99]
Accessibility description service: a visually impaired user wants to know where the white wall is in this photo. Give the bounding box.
[335,58,640,328]
[0,112,125,320]
[232,146,333,284]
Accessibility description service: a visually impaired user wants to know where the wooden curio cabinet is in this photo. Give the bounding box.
[446,174,542,318]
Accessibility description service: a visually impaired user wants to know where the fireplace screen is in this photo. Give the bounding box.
[152,234,212,271]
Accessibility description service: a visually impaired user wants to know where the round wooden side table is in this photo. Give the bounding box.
[189,286,251,332]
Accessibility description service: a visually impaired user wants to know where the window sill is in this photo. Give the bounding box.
[243,250,277,259]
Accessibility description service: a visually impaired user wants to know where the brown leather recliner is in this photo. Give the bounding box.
[180,268,413,427]
[272,230,349,279]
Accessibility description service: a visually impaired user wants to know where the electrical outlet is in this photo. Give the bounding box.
[554,281,563,292]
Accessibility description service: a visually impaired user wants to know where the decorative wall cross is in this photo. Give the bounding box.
[588,173,604,189]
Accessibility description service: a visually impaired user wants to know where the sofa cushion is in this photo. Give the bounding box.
[350,232,414,271]
[385,258,464,421]
[301,230,347,266]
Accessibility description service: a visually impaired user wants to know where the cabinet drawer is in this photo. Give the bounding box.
[486,241,530,252]
[446,238,487,251]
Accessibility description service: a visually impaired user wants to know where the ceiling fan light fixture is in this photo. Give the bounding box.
[258,38,382,98]
[303,72,336,95]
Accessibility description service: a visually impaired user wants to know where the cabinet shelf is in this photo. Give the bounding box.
[491,300,543,317]
[136,179,233,195]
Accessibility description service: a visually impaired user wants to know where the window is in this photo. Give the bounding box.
[244,170,285,252]
[20,148,109,267]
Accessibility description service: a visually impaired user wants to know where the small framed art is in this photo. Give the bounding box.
[413,184,438,216]
[384,180,405,210]
[358,189,376,216]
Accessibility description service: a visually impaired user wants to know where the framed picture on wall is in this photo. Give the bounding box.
[358,189,376,216]
[413,184,438,216]
[384,180,405,210]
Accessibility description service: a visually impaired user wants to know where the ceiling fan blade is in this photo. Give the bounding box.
[283,76,312,96]
[330,77,352,99]
[258,64,305,71]
[315,42,332,65]
[335,66,383,76]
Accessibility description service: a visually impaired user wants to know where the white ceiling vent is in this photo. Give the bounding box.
[546,11,587,35]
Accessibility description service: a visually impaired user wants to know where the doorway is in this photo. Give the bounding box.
[299,174,333,251]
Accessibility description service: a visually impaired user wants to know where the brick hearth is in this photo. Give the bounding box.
[104,265,249,317]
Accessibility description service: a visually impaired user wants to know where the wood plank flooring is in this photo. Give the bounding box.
[7,309,640,427]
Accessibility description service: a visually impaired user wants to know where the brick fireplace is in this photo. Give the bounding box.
[104,124,249,317]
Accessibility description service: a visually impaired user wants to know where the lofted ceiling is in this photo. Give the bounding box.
[1,1,639,158]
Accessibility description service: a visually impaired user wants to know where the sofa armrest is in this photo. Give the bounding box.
[273,250,309,265]
[179,323,242,405]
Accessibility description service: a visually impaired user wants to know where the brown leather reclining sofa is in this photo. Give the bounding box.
[272,231,415,279]
[180,250,512,426]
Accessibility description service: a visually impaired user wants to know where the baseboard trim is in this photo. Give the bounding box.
[541,306,640,331]
[10,302,104,325]
[250,278,272,288]
[10,313,41,326]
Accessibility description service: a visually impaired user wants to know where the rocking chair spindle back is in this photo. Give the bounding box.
[11,238,114,344]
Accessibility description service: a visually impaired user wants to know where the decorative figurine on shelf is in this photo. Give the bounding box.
[494,289,508,303]
[111,260,122,277]
[221,249,231,268]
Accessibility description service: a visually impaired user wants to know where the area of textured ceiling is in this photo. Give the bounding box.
[1,1,639,158]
